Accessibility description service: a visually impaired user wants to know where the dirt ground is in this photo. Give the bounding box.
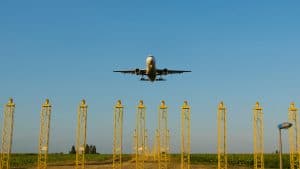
[28,162,250,169]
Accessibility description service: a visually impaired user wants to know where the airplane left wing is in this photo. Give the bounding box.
[113,69,146,75]
[156,69,191,75]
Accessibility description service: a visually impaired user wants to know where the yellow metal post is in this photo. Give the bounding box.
[133,129,137,161]
[288,102,300,169]
[181,101,190,169]
[145,129,149,160]
[75,100,88,169]
[167,129,170,161]
[156,129,160,161]
[0,98,15,169]
[38,99,52,169]
[253,102,264,169]
[158,100,170,169]
[113,100,124,169]
[217,101,227,169]
[135,100,146,169]
[152,129,159,161]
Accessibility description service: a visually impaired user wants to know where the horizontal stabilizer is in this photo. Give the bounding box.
[155,78,166,81]
[140,78,149,81]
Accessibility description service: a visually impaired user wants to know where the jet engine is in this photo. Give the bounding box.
[163,68,168,75]
[135,68,141,75]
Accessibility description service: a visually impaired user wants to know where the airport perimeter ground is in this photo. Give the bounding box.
[36,163,246,169]
[10,154,288,169]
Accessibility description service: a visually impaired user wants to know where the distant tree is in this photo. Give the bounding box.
[69,144,98,154]
[85,144,90,154]
[94,145,97,154]
[91,145,97,154]
[69,145,76,154]
[89,145,93,154]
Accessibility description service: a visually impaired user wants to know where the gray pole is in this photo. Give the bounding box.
[279,128,283,169]
[277,122,293,169]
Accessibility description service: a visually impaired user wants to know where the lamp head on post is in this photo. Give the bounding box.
[278,122,292,130]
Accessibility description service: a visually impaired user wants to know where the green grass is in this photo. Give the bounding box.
[9,153,289,168]
[10,154,117,168]
[171,153,290,168]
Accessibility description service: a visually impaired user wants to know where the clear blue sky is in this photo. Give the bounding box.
[0,1,299,154]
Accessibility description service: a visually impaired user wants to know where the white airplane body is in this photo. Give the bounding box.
[114,55,191,82]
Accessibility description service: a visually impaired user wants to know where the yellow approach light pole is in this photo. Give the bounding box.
[75,100,88,169]
[153,129,159,161]
[0,98,15,169]
[157,100,170,169]
[38,99,52,169]
[113,100,124,169]
[181,101,190,169]
[217,101,227,169]
[288,103,300,169]
[145,129,149,160]
[135,100,146,169]
[253,102,264,169]
[133,129,137,161]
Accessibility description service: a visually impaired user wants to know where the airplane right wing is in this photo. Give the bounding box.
[156,69,191,75]
[113,69,147,75]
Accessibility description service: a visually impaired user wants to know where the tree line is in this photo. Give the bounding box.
[69,144,97,154]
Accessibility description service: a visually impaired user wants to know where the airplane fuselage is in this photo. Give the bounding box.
[146,56,156,81]
[113,54,191,82]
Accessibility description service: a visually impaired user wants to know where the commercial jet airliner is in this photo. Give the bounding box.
[114,55,191,82]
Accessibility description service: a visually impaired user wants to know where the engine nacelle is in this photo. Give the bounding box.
[163,68,168,75]
[135,68,141,75]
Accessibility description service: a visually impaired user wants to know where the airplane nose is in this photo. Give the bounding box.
[146,56,154,64]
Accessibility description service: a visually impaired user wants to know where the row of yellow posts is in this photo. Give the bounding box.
[217,101,265,169]
[0,98,88,169]
[113,100,191,169]
[0,98,299,169]
[217,102,300,169]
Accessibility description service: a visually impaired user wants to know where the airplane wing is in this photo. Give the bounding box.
[156,69,191,75]
[113,69,147,75]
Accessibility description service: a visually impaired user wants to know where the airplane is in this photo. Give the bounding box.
[113,55,191,82]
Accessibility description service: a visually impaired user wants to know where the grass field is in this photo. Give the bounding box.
[9,153,288,168]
